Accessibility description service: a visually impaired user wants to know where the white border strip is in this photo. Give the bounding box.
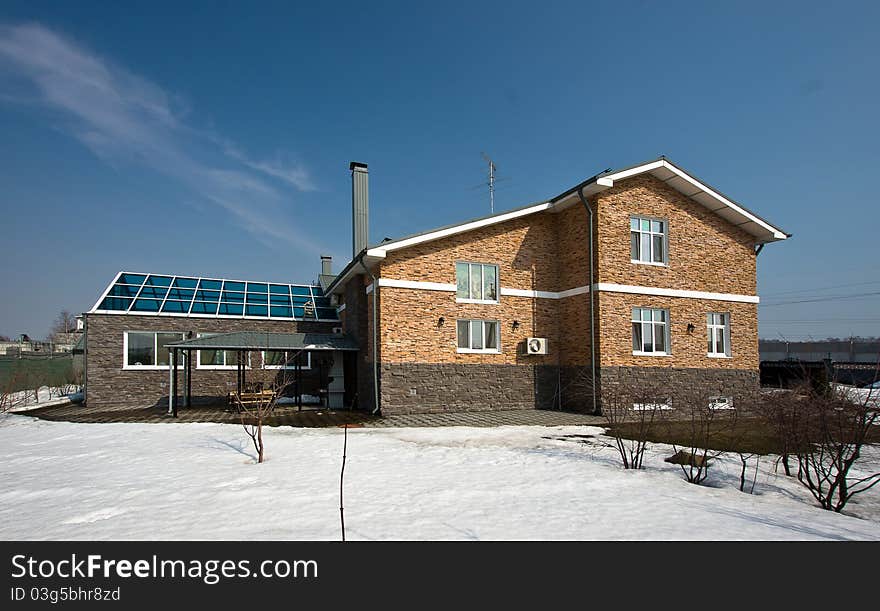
[370,278,757,303]
[594,283,759,303]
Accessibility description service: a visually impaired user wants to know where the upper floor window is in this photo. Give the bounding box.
[707,312,731,357]
[456,319,500,353]
[456,262,498,303]
[632,308,669,355]
[124,331,185,368]
[630,217,667,265]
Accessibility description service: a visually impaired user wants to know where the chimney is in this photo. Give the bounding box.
[320,255,332,276]
[350,161,369,257]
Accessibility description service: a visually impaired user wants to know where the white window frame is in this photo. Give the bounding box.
[630,216,668,266]
[707,312,732,358]
[632,399,673,411]
[196,333,251,370]
[632,308,671,356]
[123,331,185,370]
[708,396,734,410]
[262,350,312,370]
[456,319,501,354]
[455,262,500,304]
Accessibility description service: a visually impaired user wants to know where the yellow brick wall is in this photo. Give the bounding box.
[379,211,562,292]
[377,286,559,365]
[598,292,759,370]
[594,174,757,295]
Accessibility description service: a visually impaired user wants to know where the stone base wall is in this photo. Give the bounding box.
[597,366,760,416]
[379,363,559,415]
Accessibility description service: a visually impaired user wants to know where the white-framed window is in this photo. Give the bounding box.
[456,319,500,353]
[630,216,667,265]
[196,333,249,369]
[262,351,311,370]
[708,396,734,410]
[124,331,185,369]
[455,262,499,303]
[707,312,731,357]
[633,399,672,411]
[632,308,670,355]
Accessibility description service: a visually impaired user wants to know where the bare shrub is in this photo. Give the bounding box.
[668,385,741,485]
[596,373,668,469]
[767,381,880,512]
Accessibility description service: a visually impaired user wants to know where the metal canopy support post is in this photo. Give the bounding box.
[167,354,174,415]
[185,350,192,408]
[171,348,178,418]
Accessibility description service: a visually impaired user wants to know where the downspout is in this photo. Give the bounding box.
[359,260,381,415]
[576,187,599,415]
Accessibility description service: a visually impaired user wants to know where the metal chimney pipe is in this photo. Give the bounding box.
[350,162,369,257]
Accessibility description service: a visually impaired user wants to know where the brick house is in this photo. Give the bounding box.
[326,158,788,415]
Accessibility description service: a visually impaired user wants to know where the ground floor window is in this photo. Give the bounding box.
[632,308,669,355]
[263,351,311,369]
[196,333,248,369]
[124,331,185,368]
[708,396,734,410]
[456,319,500,353]
[707,312,731,357]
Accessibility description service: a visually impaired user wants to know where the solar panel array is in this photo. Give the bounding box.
[92,273,338,321]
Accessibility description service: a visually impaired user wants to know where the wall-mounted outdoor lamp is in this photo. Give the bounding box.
[512,320,520,330]
[438,317,445,327]
[686,323,695,334]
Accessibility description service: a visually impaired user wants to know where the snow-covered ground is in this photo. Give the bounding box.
[1,414,878,540]
[3,385,78,412]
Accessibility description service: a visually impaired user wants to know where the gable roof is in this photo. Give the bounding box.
[326,157,789,294]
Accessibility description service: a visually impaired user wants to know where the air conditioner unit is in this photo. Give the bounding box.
[332,327,343,335]
[524,337,547,355]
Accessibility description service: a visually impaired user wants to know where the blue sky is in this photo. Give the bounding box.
[0,1,878,340]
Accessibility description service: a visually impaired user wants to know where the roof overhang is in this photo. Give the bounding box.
[552,158,789,244]
[325,157,789,294]
[167,331,358,351]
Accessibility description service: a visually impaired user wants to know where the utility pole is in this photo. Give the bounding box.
[481,152,496,214]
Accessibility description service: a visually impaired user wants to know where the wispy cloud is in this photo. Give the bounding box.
[0,22,322,252]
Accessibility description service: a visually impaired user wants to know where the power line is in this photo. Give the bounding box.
[761,279,880,298]
[759,291,880,307]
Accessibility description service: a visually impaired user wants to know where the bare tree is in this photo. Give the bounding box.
[228,350,298,464]
[49,310,77,343]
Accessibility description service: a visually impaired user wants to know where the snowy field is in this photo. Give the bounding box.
[1,413,879,540]
[3,385,78,411]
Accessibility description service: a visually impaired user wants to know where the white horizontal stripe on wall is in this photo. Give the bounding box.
[372,278,589,300]
[593,283,759,303]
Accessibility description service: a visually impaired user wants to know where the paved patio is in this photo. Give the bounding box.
[20,401,603,428]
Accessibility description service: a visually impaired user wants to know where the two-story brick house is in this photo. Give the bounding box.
[327,158,788,415]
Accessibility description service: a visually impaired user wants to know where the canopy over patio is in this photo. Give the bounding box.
[164,331,359,416]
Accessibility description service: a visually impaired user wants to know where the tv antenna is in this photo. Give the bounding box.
[481,152,496,213]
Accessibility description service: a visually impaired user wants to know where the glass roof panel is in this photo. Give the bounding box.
[173,277,198,289]
[118,273,147,285]
[92,273,337,320]
[146,275,173,287]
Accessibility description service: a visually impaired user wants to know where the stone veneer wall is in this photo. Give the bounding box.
[85,313,334,409]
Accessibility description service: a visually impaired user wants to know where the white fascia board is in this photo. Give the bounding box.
[593,160,787,242]
[661,162,788,240]
[602,160,667,182]
[367,202,552,257]
[594,282,759,304]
